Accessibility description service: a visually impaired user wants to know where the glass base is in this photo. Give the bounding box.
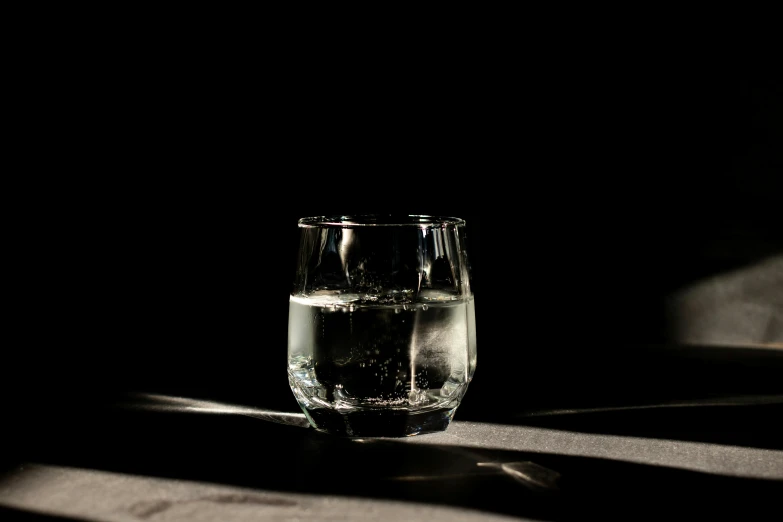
[301,406,458,437]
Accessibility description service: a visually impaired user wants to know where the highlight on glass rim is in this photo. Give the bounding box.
[287,214,476,437]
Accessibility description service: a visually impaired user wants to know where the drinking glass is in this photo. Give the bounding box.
[287,215,476,437]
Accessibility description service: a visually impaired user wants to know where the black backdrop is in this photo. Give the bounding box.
[6,51,781,428]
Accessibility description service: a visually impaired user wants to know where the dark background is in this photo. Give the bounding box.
[6,48,782,430]
[3,30,783,521]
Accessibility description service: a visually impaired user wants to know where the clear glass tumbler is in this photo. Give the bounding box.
[287,215,476,437]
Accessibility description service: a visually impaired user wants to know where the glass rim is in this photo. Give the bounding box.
[298,214,466,228]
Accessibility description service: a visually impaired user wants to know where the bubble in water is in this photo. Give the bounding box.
[422,304,428,311]
[408,388,427,405]
[394,308,402,314]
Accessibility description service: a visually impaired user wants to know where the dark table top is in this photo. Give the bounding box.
[3,344,783,521]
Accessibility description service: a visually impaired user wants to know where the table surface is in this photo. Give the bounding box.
[2,345,783,522]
